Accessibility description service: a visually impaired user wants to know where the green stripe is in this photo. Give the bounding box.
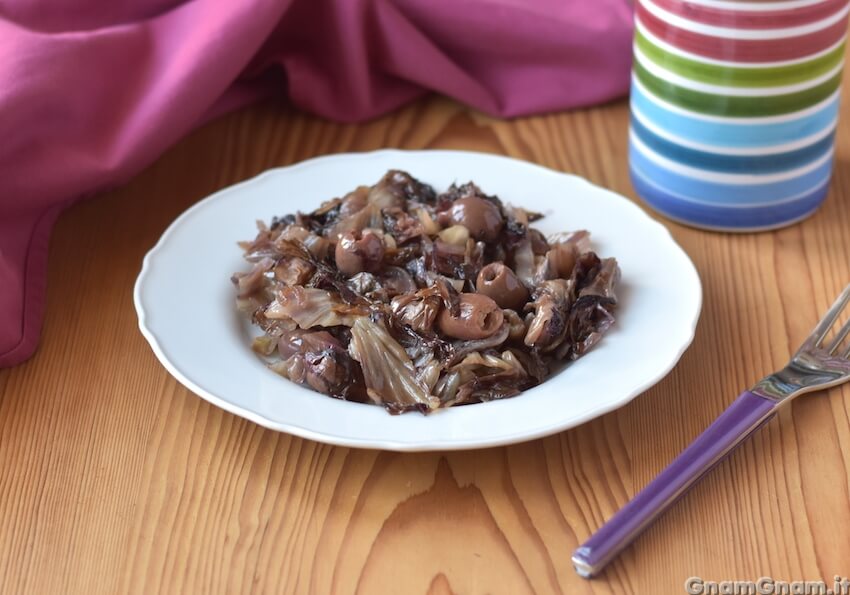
[634,60,843,117]
[635,29,846,88]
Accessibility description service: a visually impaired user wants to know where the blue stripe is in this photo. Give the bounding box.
[629,141,834,205]
[630,118,835,174]
[631,81,841,149]
[631,168,829,229]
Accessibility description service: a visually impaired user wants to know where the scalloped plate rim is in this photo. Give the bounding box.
[134,149,702,451]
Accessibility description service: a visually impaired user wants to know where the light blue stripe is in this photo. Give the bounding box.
[629,141,834,205]
[631,167,829,229]
[630,81,841,149]
[630,117,836,174]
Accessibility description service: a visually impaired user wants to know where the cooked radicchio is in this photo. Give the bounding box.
[233,170,620,414]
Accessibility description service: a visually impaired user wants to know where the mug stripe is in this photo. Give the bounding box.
[631,159,831,208]
[637,5,848,61]
[634,46,843,95]
[634,59,843,115]
[629,137,834,203]
[635,19,847,67]
[635,28,846,87]
[631,130,833,182]
[632,73,840,122]
[631,99,837,154]
[641,0,850,36]
[682,0,844,10]
[630,115,836,172]
[651,0,849,29]
[631,167,830,229]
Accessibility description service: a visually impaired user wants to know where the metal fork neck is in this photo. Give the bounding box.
[751,354,848,402]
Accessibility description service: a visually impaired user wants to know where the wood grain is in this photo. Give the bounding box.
[2,60,850,594]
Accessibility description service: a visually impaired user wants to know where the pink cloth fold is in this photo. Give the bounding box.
[0,0,633,367]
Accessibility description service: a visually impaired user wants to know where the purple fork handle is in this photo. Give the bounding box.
[572,390,777,577]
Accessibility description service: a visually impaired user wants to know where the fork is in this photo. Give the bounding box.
[572,284,850,578]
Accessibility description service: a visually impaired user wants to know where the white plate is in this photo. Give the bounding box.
[134,150,701,451]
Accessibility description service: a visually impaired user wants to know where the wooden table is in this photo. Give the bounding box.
[2,77,850,594]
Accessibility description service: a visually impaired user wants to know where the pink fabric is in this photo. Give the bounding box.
[0,0,634,367]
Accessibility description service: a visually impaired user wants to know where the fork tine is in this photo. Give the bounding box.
[812,284,850,347]
[828,318,850,354]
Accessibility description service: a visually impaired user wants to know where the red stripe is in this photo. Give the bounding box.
[637,4,848,61]
[651,0,849,29]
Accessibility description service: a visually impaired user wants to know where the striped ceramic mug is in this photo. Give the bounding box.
[629,0,848,231]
